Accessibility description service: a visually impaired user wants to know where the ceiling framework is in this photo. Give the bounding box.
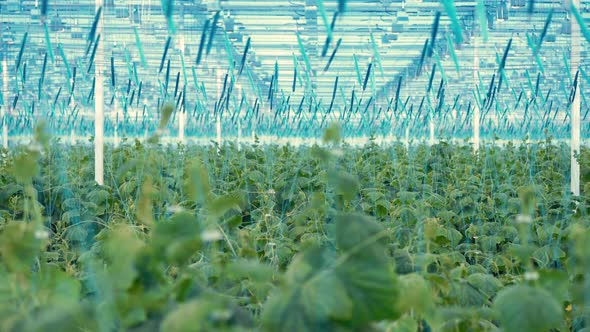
[0,0,589,137]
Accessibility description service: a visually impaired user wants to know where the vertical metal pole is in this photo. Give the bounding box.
[2,58,7,149]
[94,0,104,185]
[473,33,480,152]
[571,0,581,196]
[405,126,410,149]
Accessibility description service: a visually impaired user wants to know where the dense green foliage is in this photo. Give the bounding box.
[2,132,590,331]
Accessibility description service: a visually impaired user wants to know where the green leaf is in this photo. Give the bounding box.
[102,224,145,290]
[262,214,400,331]
[185,160,212,204]
[136,178,155,227]
[34,121,51,151]
[493,285,563,332]
[532,245,566,267]
[284,246,326,284]
[226,259,277,283]
[34,263,81,306]
[152,212,202,264]
[21,303,97,332]
[262,290,330,332]
[160,299,221,332]
[12,152,39,183]
[397,273,433,314]
[158,102,175,129]
[381,315,419,332]
[334,214,400,324]
[208,193,244,219]
[330,172,359,202]
[301,271,353,322]
[448,281,489,307]
[0,223,45,272]
[466,273,503,299]
[477,235,504,253]
[323,123,341,144]
[262,246,352,331]
[537,269,570,303]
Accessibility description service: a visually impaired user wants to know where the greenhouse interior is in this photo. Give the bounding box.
[2,0,590,331]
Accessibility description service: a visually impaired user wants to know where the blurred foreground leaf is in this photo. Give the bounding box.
[261,214,399,331]
[493,284,562,332]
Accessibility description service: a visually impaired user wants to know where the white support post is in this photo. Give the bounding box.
[571,0,581,196]
[94,0,104,185]
[2,58,8,149]
[473,34,480,152]
[405,126,410,149]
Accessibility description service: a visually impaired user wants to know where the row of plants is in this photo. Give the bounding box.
[2,127,590,331]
